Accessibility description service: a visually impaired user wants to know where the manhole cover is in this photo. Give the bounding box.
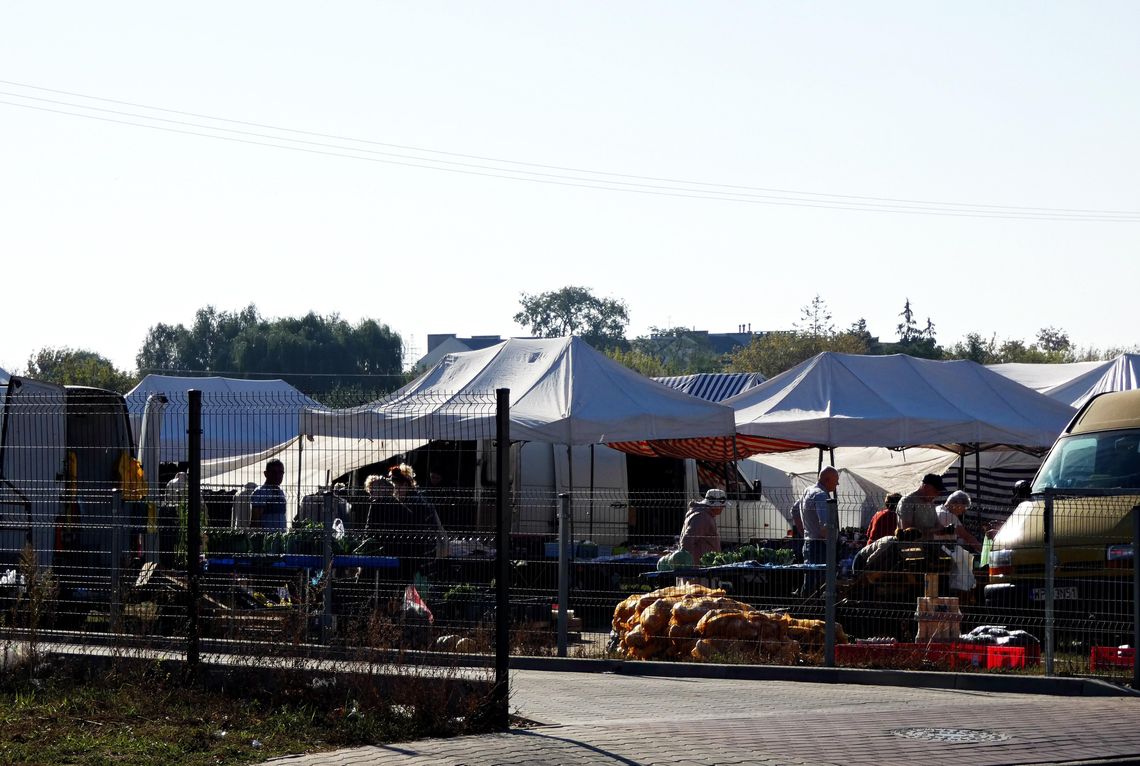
[892,727,1010,744]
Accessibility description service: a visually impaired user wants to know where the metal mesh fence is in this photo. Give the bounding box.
[0,383,1135,685]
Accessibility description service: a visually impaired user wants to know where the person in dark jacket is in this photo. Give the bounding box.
[381,463,447,580]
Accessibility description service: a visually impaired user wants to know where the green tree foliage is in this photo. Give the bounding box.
[1036,326,1072,354]
[513,286,630,351]
[606,347,670,377]
[943,326,1081,364]
[23,348,138,392]
[847,318,882,354]
[628,326,725,375]
[727,330,869,378]
[136,305,403,400]
[729,295,871,377]
[945,332,998,364]
[886,298,942,358]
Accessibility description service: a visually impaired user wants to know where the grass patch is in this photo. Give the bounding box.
[0,653,497,766]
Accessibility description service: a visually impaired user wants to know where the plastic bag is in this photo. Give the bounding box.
[948,545,976,591]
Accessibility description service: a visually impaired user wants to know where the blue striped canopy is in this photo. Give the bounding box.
[654,372,765,403]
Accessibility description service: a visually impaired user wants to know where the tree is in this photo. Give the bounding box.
[727,330,868,378]
[944,332,998,364]
[847,318,882,355]
[1036,326,1072,354]
[23,347,138,392]
[896,299,918,343]
[923,317,936,340]
[606,347,670,377]
[513,286,629,350]
[629,326,724,375]
[795,294,834,337]
[136,305,404,400]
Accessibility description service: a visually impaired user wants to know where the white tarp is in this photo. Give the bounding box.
[737,459,895,531]
[988,353,1140,408]
[747,446,961,497]
[301,336,737,445]
[726,352,1076,451]
[125,375,322,464]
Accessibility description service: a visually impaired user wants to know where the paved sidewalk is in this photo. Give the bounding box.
[268,668,1140,766]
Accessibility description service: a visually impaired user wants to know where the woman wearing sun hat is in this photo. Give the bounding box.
[678,488,727,561]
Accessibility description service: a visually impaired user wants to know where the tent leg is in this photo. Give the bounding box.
[974,446,981,505]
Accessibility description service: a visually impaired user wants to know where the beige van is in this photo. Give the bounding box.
[985,389,1138,623]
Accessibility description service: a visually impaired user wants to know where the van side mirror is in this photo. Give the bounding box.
[1013,480,1031,501]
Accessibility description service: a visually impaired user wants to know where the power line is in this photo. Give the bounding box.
[2,79,1137,222]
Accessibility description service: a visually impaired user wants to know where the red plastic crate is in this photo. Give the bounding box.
[954,645,988,669]
[1090,646,1135,672]
[986,645,1027,669]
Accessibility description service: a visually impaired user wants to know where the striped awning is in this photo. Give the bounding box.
[606,433,812,461]
[653,372,765,403]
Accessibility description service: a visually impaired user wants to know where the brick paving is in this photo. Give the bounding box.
[268,670,1140,766]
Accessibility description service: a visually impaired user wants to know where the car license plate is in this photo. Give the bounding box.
[1030,586,1078,601]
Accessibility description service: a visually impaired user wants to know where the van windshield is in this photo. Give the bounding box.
[1032,428,1140,491]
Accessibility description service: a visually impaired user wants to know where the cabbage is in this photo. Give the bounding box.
[670,549,694,568]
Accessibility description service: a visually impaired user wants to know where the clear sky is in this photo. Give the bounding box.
[1,2,1137,375]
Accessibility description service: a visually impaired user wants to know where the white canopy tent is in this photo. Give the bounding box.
[125,375,323,464]
[300,336,738,446]
[725,352,1076,453]
[988,353,1140,408]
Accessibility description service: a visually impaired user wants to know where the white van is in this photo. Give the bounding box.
[0,377,138,570]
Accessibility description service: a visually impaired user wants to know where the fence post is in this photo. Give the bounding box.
[493,388,510,730]
[1133,505,1139,689]
[187,389,202,676]
[110,489,123,633]
[557,492,570,657]
[322,491,335,645]
[1043,489,1055,676]
[824,496,838,666]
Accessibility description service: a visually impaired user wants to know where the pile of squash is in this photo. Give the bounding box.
[611,584,846,664]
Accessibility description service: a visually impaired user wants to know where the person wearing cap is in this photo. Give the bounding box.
[895,473,946,540]
[798,466,840,596]
[678,488,727,561]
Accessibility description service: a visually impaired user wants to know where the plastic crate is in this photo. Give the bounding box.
[986,645,1028,669]
[1090,646,1135,672]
